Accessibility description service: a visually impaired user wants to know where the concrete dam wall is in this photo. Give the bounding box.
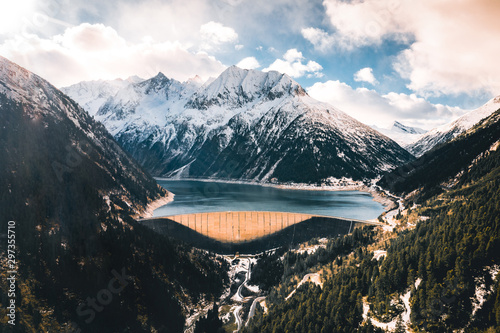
[165,211,325,243]
[140,211,381,253]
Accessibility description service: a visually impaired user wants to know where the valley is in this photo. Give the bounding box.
[1,53,500,333]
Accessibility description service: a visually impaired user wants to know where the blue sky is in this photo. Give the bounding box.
[1,0,499,129]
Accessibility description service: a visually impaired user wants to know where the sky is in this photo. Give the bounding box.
[1,0,500,129]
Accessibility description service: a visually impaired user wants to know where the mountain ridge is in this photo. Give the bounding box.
[63,66,414,183]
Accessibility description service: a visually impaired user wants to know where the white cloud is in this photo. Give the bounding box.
[322,0,500,96]
[301,27,335,52]
[264,48,323,78]
[354,67,377,85]
[199,21,238,49]
[0,23,226,87]
[235,44,244,50]
[283,49,303,63]
[236,56,260,70]
[307,80,465,129]
[56,24,126,51]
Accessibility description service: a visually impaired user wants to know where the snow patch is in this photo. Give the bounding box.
[373,250,387,261]
[285,273,322,301]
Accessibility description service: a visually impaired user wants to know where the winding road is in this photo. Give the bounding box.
[236,259,251,300]
[233,306,243,333]
[233,258,254,332]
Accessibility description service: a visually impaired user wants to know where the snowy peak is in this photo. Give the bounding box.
[392,121,426,135]
[139,72,183,96]
[439,94,500,134]
[0,55,33,89]
[371,121,427,147]
[149,71,168,83]
[187,66,306,109]
[456,94,500,129]
[0,55,47,106]
[187,75,203,84]
[141,72,169,91]
[94,72,191,125]
[60,75,143,117]
[125,75,144,83]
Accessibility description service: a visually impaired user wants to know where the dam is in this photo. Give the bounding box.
[139,211,383,253]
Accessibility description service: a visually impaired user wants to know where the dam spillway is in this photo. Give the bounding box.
[139,211,382,253]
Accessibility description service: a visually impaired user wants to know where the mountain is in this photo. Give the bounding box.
[63,66,414,183]
[406,95,500,157]
[0,56,227,332]
[371,121,427,147]
[378,106,500,201]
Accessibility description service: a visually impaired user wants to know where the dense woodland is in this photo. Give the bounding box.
[245,119,500,332]
[249,228,378,293]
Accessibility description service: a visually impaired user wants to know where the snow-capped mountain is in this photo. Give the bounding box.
[64,66,414,183]
[407,96,500,157]
[371,121,427,147]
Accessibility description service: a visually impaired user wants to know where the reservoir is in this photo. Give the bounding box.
[153,179,384,220]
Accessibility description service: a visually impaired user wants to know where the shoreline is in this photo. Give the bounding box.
[154,177,397,212]
[134,191,175,219]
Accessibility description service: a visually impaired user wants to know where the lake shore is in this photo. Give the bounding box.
[134,191,175,219]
